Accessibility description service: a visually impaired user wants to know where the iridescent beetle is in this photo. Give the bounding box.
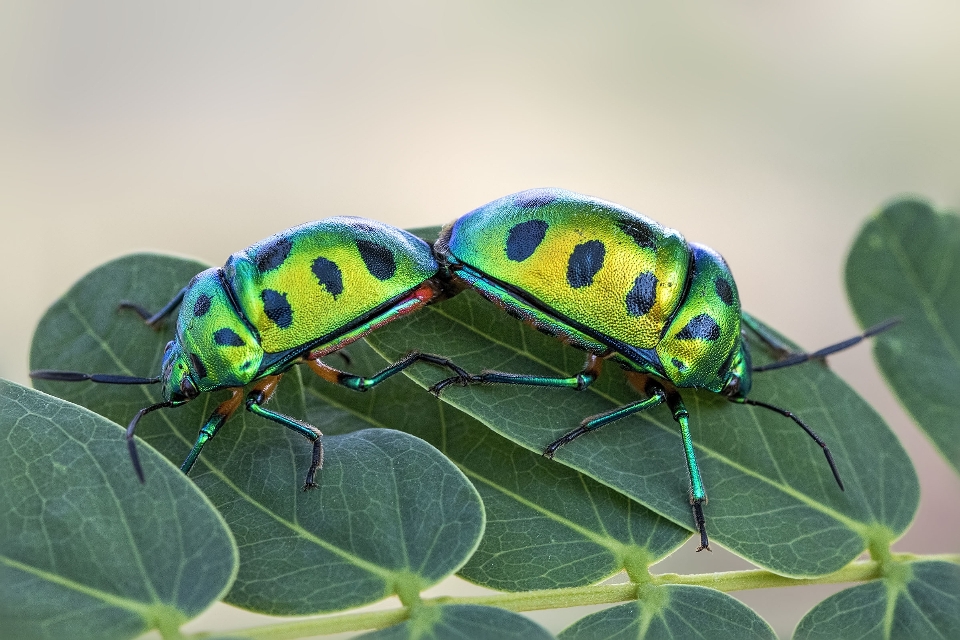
[32,217,467,488]
[430,188,896,551]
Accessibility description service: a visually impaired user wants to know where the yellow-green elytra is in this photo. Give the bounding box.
[433,188,883,552]
[33,216,468,490]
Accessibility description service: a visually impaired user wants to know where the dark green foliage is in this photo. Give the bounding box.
[794,561,960,639]
[301,338,689,591]
[846,199,960,475]
[0,380,237,640]
[557,586,775,640]
[365,290,918,576]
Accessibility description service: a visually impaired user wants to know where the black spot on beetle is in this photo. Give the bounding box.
[255,236,292,273]
[312,257,344,298]
[676,314,721,341]
[356,240,397,281]
[261,289,293,328]
[515,190,556,209]
[616,220,657,250]
[714,278,734,306]
[566,240,606,288]
[193,294,211,317]
[626,271,658,316]
[671,358,687,372]
[189,352,208,379]
[214,327,246,347]
[505,220,549,262]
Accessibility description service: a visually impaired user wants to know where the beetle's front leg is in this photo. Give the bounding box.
[244,374,324,490]
[663,388,710,552]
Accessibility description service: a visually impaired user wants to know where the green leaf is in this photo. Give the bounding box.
[845,199,960,475]
[301,338,689,591]
[0,380,238,640]
[557,585,775,639]
[366,289,919,577]
[794,561,960,639]
[358,604,555,639]
[29,255,485,615]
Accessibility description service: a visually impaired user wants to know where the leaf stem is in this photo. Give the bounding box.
[203,553,960,640]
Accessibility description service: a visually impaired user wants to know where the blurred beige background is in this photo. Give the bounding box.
[2,2,958,638]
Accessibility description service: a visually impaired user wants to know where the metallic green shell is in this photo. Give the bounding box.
[224,217,437,356]
[437,188,747,393]
[166,217,437,397]
[441,189,689,349]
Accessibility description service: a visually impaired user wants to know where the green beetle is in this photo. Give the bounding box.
[431,188,896,551]
[32,217,467,488]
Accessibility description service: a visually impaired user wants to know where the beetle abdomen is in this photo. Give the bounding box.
[224,217,438,354]
[439,188,690,351]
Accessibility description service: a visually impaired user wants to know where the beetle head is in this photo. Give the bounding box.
[720,342,752,399]
[160,340,200,404]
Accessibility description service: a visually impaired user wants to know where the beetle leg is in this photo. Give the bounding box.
[119,287,187,330]
[243,375,324,490]
[430,353,603,396]
[542,385,665,458]
[663,388,710,552]
[180,388,244,476]
[305,351,473,393]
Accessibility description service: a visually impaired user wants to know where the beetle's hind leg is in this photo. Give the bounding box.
[542,387,665,458]
[430,353,604,396]
[305,351,473,393]
[119,287,187,330]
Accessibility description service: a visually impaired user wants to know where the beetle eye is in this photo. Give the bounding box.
[180,376,198,399]
[722,375,741,397]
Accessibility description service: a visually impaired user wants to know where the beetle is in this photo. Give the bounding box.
[31,216,469,489]
[429,188,896,551]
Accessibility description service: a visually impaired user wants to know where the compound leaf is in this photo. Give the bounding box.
[366,288,918,577]
[301,338,690,591]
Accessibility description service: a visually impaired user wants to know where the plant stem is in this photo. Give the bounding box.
[208,553,960,640]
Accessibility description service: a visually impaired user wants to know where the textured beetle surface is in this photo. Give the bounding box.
[436,188,749,394]
[170,217,439,395]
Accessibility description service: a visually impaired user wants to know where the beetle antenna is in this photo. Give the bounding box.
[731,397,844,491]
[752,317,900,373]
[30,370,161,385]
[126,401,173,482]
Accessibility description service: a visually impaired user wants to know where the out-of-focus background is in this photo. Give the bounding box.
[2,2,958,638]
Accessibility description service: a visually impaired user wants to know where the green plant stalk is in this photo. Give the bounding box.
[202,553,959,640]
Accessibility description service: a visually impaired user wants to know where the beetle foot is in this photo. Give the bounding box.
[429,374,475,397]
